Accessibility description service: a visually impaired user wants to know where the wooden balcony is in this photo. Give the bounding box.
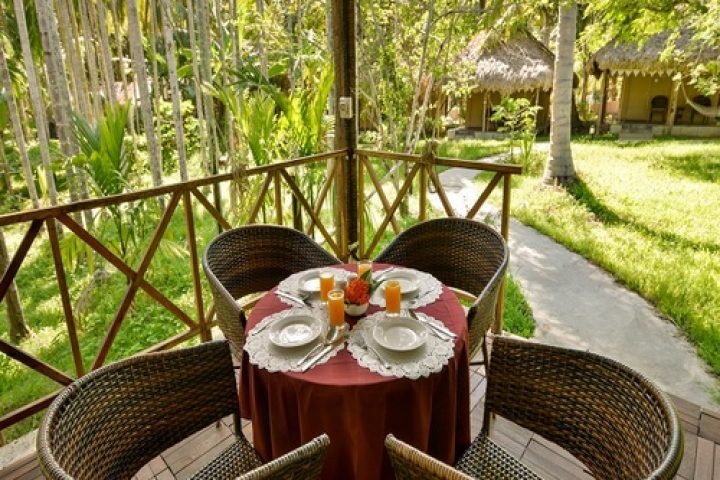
[2,357,717,480]
[0,148,519,443]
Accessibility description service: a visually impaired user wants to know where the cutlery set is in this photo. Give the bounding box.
[257,269,455,372]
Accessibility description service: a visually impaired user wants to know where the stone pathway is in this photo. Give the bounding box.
[431,161,719,409]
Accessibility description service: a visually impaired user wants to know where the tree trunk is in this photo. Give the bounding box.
[0,133,13,194]
[78,0,103,117]
[0,228,30,343]
[96,0,118,105]
[403,0,434,153]
[543,0,577,184]
[56,0,92,117]
[161,0,188,180]
[256,0,268,76]
[185,0,208,172]
[0,31,39,207]
[12,0,57,206]
[128,0,164,188]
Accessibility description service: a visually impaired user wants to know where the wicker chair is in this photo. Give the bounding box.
[374,218,508,365]
[203,225,340,351]
[386,336,683,479]
[37,340,330,480]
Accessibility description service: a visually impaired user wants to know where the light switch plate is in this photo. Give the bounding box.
[338,96,353,119]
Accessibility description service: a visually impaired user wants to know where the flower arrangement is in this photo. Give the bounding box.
[344,270,375,316]
[345,277,371,306]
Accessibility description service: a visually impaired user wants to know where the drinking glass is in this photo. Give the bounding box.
[327,288,346,328]
[319,271,335,302]
[357,260,373,280]
[385,279,401,318]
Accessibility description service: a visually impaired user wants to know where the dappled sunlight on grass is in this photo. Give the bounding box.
[509,138,720,374]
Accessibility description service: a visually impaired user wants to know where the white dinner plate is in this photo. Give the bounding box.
[372,316,428,352]
[268,314,323,348]
[380,270,420,297]
[297,272,321,294]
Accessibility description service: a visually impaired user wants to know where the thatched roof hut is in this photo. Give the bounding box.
[461,31,554,94]
[592,29,720,75]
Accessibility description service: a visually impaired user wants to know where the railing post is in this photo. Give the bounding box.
[183,192,209,342]
[493,173,512,334]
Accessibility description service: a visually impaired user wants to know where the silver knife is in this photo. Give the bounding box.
[276,290,310,306]
[364,339,391,369]
[408,310,456,339]
[301,336,346,372]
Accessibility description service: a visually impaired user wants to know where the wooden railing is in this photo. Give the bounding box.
[0,147,521,438]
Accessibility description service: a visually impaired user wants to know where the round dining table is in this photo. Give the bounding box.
[238,264,471,479]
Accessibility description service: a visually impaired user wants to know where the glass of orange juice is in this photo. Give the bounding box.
[357,260,373,280]
[327,288,345,327]
[385,279,402,318]
[319,271,335,302]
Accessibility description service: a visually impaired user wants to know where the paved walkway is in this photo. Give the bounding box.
[432,163,719,409]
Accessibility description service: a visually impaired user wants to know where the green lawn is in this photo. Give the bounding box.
[498,137,720,375]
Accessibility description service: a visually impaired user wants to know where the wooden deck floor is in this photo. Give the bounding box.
[2,363,719,480]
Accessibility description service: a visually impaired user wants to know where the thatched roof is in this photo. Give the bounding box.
[592,29,720,75]
[461,31,555,94]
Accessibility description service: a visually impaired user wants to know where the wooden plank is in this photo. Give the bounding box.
[713,443,720,480]
[163,423,234,474]
[306,159,339,236]
[279,170,339,255]
[695,437,715,480]
[0,219,42,302]
[92,193,181,370]
[273,172,282,226]
[365,163,421,255]
[700,411,720,444]
[427,166,455,217]
[57,213,198,330]
[190,187,231,231]
[679,431,698,480]
[419,164,427,221]
[493,174,512,333]
[0,151,348,227]
[522,439,592,480]
[0,390,60,430]
[359,154,400,235]
[247,174,273,224]
[183,192,207,341]
[466,172,502,220]
[0,339,73,386]
[47,218,84,377]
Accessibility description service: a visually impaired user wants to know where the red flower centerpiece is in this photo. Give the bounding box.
[344,275,371,316]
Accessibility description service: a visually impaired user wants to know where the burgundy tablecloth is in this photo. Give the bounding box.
[239,264,471,479]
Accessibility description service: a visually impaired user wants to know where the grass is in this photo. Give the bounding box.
[493,137,720,375]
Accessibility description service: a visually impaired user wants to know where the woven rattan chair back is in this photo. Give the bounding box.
[385,434,475,480]
[484,337,683,480]
[38,341,240,480]
[235,434,330,480]
[203,225,340,350]
[374,218,508,361]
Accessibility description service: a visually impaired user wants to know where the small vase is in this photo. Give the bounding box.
[345,303,369,317]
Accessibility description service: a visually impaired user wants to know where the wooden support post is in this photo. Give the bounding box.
[492,174,512,334]
[595,69,609,134]
[666,79,680,135]
[332,0,357,260]
[182,192,208,342]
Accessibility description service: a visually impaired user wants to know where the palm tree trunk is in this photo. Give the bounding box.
[161,0,188,180]
[543,0,577,184]
[128,0,164,188]
[56,0,90,117]
[0,133,13,194]
[12,0,57,207]
[404,0,434,153]
[96,0,118,105]
[185,0,208,172]
[0,228,30,343]
[255,0,267,76]
[78,0,103,117]
[0,23,39,207]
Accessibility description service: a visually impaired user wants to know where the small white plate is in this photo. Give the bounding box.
[268,314,322,348]
[372,316,428,352]
[297,272,321,294]
[380,270,420,297]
